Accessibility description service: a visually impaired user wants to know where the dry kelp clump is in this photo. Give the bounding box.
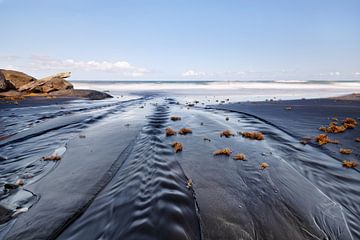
[343,118,357,128]
[42,154,61,161]
[170,116,181,121]
[171,141,183,153]
[220,130,235,138]
[213,148,232,156]
[319,117,358,133]
[319,122,346,133]
[179,128,192,135]
[342,160,358,168]
[233,153,246,161]
[165,127,176,136]
[241,131,264,140]
[260,162,269,169]
[340,148,352,155]
[315,134,339,145]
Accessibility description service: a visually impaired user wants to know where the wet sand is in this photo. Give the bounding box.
[0,95,359,239]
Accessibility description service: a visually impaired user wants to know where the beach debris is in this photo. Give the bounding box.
[171,141,183,153]
[233,153,246,161]
[4,183,18,190]
[342,160,358,168]
[225,117,229,121]
[170,116,181,121]
[319,118,357,133]
[213,148,232,156]
[343,118,357,128]
[241,131,264,140]
[314,134,339,145]
[319,122,346,133]
[356,137,360,142]
[200,122,204,126]
[79,134,86,138]
[300,137,311,145]
[203,137,211,142]
[125,123,130,127]
[186,178,193,189]
[260,162,269,170]
[165,127,176,136]
[12,207,29,217]
[340,148,352,155]
[220,130,235,138]
[285,106,292,110]
[15,179,25,186]
[42,154,61,161]
[178,128,192,135]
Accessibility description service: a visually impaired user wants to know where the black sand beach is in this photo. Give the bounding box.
[0,94,359,240]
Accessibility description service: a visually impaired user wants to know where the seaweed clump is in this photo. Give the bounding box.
[343,118,357,129]
[170,116,181,121]
[340,148,352,155]
[342,160,358,168]
[165,127,176,136]
[260,162,269,170]
[233,153,246,161]
[220,130,235,138]
[42,154,61,161]
[213,148,232,156]
[171,141,183,153]
[315,134,339,145]
[319,122,346,133]
[179,128,192,135]
[241,131,264,140]
[319,118,357,133]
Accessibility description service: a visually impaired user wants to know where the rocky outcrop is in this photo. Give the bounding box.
[19,72,73,93]
[0,69,112,101]
[0,69,36,90]
[0,71,9,92]
[49,89,112,100]
[39,72,71,82]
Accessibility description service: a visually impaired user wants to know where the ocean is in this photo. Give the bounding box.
[72,80,360,102]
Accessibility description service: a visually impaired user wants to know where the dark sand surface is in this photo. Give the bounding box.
[0,95,359,239]
[214,98,360,238]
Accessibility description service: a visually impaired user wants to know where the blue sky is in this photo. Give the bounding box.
[0,0,359,80]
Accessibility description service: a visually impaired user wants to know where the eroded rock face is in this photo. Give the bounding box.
[19,72,73,93]
[38,72,71,82]
[0,69,36,90]
[0,71,9,92]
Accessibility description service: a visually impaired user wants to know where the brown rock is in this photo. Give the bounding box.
[0,69,36,90]
[19,73,73,93]
[0,71,10,92]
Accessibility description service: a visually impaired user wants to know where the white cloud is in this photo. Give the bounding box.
[182,70,206,77]
[28,56,148,77]
[329,71,341,76]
